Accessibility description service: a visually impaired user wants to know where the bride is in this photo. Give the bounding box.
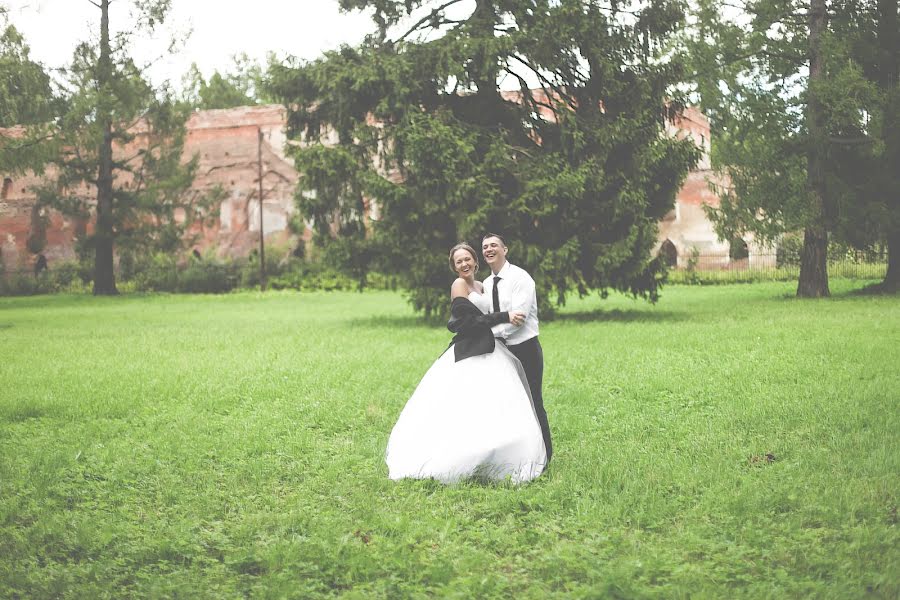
[385,243,547,483]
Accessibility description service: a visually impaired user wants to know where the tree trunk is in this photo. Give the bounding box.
[798,225,829,296]
[879,0,899,292]
[92,0,117,295]
[884,229,900,292]
[799,0,830,298]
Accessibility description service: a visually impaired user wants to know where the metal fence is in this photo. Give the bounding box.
[0,250,889,294]
[666,251,888,284]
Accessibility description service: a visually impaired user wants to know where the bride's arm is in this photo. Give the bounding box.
[447,301,513,335]
[449,310,511,334]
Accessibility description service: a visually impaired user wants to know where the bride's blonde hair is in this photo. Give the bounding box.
[448,243,479,274]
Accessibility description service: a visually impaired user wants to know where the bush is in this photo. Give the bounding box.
[0,271,55,296]
[52,261,80,287]
[0,251,402,296]
[239,251,290,289]
[129,253,240,294]
[0,259,94,295]
[365,271,401,291]
[132,253,179,292]
[776,234,803,268]
[268,261,356,292]
[177,261,238,294]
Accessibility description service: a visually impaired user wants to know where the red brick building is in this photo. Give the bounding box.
[1,103,756,274]
[1,105,301,272]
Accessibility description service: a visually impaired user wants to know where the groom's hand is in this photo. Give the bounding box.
[509,310,526,326]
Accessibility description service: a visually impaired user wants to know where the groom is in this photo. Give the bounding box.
[482,233,553,462]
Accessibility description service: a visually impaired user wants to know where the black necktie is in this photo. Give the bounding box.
[492,276,501,313]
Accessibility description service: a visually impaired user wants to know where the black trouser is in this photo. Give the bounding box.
[508,336,552,462]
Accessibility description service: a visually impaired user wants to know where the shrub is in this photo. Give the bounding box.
[132,253,179,292]
[268,261,356,292]
[0,272,55,296]
[776,234,803,267]
[239,251,290,289]
[52,261,80,287]
[177,260,238,294]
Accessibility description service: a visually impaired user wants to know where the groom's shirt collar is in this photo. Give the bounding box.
[494,261,511,278]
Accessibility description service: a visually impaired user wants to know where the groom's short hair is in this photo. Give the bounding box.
[482,232,507,247]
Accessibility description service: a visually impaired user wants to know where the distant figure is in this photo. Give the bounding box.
[33,254,47,276]
[192,248,202,261]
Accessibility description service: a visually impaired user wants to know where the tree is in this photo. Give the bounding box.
[877,0,900,291]
[0,9,60,174]
[181,53,274,110]
[271,0,700,317]
[688,0,897,296]
[0,20,57,127]
[32,0,218,294]
[817,0,899,291]
[850,0,899,291]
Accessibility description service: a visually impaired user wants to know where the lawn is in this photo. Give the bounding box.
[1,281,898,598]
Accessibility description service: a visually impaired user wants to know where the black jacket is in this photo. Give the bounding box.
[446,297,509,362]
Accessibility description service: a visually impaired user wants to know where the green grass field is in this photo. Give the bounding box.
[1,281,898,598]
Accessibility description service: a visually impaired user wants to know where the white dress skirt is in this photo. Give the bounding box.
[385,293,547,484]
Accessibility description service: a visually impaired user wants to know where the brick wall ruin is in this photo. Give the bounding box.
[1,103,757,274]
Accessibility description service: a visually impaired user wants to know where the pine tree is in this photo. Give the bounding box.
[688,0,897,296]
[271,0,700,316]
[0,10,59,174]
[181,54,273,110]
[25,0,218,294]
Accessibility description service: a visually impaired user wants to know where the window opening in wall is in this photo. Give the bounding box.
[658,239,678,268]
[729,237,749,261]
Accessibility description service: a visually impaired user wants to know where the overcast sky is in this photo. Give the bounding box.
[2,0,380,88]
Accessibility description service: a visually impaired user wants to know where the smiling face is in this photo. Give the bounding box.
[481,235,508,273]
[452,248,478,279]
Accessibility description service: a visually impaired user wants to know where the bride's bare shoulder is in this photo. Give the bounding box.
[474,281,484,293]
[450,278,470,299]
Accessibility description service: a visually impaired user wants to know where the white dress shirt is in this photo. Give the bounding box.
[483,261,539,345]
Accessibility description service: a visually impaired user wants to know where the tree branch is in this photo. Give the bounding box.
[508,54,578,110]
[0,131,56,151]
[392,0,466,44]
[828,136,874,146]
[502,67,561,117]
[719,1,808,18]
[689,47,805,81]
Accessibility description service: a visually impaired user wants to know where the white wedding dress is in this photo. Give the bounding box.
[386,291,547,483]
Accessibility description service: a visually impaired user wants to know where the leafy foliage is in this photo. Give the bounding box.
[686,0,899,293]
[181,53,275,110]
[23,1,222,293]
[271,0,700,317]
[0,16,60,174]
[0,21,58,128]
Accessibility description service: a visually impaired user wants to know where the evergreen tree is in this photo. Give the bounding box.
[688,0,897,296]
[846,0,899,291]
[0,20,57,127]
[181,54,274,110]
[270,0,700,316]
[877,0,900,291]
[24,0,218,294]
[0,9,60,174]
